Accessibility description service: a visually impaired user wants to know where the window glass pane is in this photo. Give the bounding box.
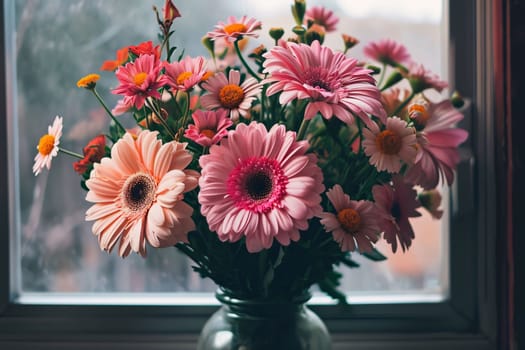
[14,0,446,300]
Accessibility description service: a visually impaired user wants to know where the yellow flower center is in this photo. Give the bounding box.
[337,208,361,233]
[201,129,216,139]
[219,84,245,109]
[133,72,148,86]
[201,71,214,82]
[224,23,248,35]
[38,134,56,156]
[176,71,193,85]
[375,130,402,155]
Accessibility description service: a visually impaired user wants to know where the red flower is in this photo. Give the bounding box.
[128,41,161,60]
[100,47,129,71]
[73,135,106,174]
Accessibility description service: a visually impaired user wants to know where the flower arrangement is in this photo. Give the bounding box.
[33,0,468,302]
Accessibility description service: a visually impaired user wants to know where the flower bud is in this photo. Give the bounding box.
[451,90,465,108]
[418,189,443,219]
[291,0,306,26]
[269,27,285,42]
[202,35,215,59]
[305,24,325,45]
[342,34,359,52]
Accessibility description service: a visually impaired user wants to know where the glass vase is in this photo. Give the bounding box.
[197,289,332,350]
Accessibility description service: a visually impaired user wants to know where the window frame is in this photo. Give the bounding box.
[0,0,503,349]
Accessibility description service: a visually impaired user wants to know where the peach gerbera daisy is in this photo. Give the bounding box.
[304,6,339,32]
[319,185,380,253]
[198,122,324,253]
[262,40,386,127]
[200,70,262,121]
[33,116,63,175]
[184,109,232,147]
[85,130,200,257]
[161,55,208,92]
[112,54,163,109]
[207,15,262,43]
[362,117,417,173]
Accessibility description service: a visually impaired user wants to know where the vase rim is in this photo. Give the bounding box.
[215,287,312,307]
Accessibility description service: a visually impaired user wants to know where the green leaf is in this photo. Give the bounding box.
[362,248,387,261]
[341,257,360,268]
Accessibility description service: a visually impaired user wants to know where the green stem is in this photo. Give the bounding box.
[91,88,126,135]
[377,63,386,88]
[146,99,177,140]
[58,147,84,159]
[391,92,415,118]
[234,40,261,82]
[296,118,311,141]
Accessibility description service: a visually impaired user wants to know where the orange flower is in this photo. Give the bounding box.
[128,41,161,60]
[100,47,129,71]
[76,73,100,89]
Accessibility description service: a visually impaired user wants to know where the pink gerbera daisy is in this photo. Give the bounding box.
[319,185,380,253]
[85,130,200,257]
[33,116,63,175]
[262,40,386,127]
[207,15,262,43]
[112,54,163,109]
[112,96,134,116]
[304,6,339,32]
[372,176,421,253]
[405,100,468,189]
[362,117,417,173]
[406,62,448,94]
[184,109,232,147]
[363,38,411,66]
[198,122,325,253]
[161,55,208,92]
[200,70,262,121]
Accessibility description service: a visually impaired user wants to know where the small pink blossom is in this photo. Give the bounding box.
[161,55,208,92]
[200,70,262,121]
[112,54,163,110]
[372,176,421,253]
[304,6,339,32]
[112,96,134,116]
[319,185,380,253]
[362,117,417,173]
[405,100,469,189]
[207,16,262,43]
[363,38,411,66]
[198,122,324,253]
[184,109,232,147]
[406,62,448,93]
[263,40,386,127]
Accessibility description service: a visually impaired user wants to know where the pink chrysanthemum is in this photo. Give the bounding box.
[33,116,63,175]
[406,62,448,94]
[304,6,339,32]
[112,54,163,109]
[85,130,200,257]
[184,109,232,147]
[405,100,468,189]
[372,176,421,253]
[262,40,386,127]
[362,117,417,173]
[207,16,262,43]
[161,55,208,92]
[319,185,380,253]
[200,70,262,121]
[363,38,411,66]
[198,122,325,253]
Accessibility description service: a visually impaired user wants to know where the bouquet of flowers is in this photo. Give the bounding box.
[32,0,468,303]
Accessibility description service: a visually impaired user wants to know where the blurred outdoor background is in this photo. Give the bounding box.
[12,0,447,300]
